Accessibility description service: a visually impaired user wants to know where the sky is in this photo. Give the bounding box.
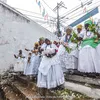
[7,0,100,32]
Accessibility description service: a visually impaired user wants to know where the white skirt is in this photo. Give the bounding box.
[24,55,41,75]
[95,44,100,73]
[37,55,65,89]
[14,59,24,72]
[58,45,78,72]
[32,55,41,75]
[78,46,99,73]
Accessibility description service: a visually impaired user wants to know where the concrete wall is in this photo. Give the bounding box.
[0,0,7,3]
[0,3,57,74]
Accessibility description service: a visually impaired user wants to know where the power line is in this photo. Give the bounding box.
[60,0,100,23]
[26,14,45,19]
[60,0,92,19]
[25,14,56,23]
[15,8,42,15]
[61,0,100,23]
[14,7,55,18]
[41,0,55,13]
[62,5,100,24]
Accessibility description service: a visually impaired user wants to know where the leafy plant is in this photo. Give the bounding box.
[89,24,97,34]
[65,46,72,53]
[71,31,78,44]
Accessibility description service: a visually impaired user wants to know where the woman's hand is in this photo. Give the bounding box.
[63,42,68,47]
[14,54,17,58]
[25,48,30,51]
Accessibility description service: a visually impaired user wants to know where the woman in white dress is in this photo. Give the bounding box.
[58,26,78,74]
[37,38,64,89]
[24,43,41,77]
[93,19,100,74]
[78,20,100,77]
[14,50,25,73]
[24,52,34,75]
[31,43,41,76]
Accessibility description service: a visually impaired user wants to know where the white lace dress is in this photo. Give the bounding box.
[58,35,78,72]
[37,44,64,89]
[78,30,100,73]
[14,57,25,72]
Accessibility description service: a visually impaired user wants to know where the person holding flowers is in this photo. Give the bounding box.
[78,20,100,76]
[37,38,64,89]
[58,26,78,74]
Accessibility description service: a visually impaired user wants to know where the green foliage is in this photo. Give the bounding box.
[89,24,97,34]
[71,31,78,44]
[65,46,72,53]
[55,89,92,100]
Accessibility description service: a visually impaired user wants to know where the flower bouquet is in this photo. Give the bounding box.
[89,24,96,34]
[71,31,78,44]
[88,24,100,43]
[65,46,72,53]
[62,42,72,53]
[42,48,56,58]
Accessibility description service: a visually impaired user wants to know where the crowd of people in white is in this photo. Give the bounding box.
[14,19,100,90]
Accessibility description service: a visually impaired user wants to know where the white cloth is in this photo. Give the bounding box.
[58,45,78,72]
[24,53,41,75]
[14,57,25,72]
[78,30,100,73]
[37,65,64,89]
[37,44,64,89]
[95,44,100,73]
[78,46,97,72]
[24,56,34,75]
[39,44,57,75]
[32,54,41,75]
[41,43,47,50]
[58,35,78,72]
[80,30,94,40]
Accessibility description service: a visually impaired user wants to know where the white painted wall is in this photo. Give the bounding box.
[0,0,7,3]
[0,3,57,74]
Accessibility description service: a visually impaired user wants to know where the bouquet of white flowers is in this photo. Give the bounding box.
[42,48,56,58]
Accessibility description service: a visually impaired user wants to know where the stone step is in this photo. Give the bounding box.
[2,84,22,100]
[65,75,100,87]
[13,76,64,100]
[14,75,38,92]
[15,76,92,99]
[0,86,7,100]
[64,81,100,99]
[10,81,40,100]
[13,75,100,99]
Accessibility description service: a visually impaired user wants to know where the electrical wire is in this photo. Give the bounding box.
[25,14,56,24]
[62,5,100,23]
[14,7,55,18]
[41,0,55,13]
[60,0,98,20]
[60,0,88,17]
[60,0,100,23]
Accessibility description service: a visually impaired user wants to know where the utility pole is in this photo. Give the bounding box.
[57,3,60,37]
[53,1,67,37]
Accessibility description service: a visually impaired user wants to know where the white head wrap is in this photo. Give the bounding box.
[64,26,73,32]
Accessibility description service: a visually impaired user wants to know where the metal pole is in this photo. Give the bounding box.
[57,3,61,37]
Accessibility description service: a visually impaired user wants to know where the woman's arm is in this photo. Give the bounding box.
[14,54,18,58]
[25,48,30,51]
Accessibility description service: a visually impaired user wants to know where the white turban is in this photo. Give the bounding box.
[64,26,73,32]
